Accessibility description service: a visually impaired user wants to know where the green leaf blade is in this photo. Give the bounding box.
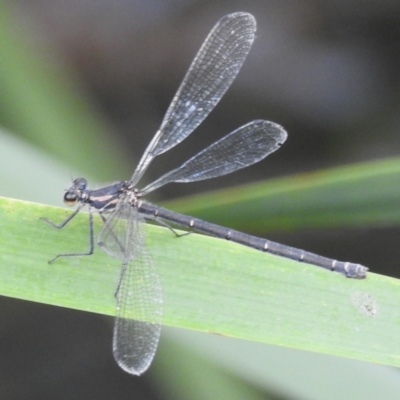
[1,196,400,370]
[163,157,400,232]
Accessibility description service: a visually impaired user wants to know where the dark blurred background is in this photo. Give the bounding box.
[1,0,400,399]
[11,1,400,185]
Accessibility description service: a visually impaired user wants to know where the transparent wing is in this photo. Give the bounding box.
[140,120,287,195]
[130,12,256,185]
[98,199,145,260]
[113,249,162,375]
[99,203,163,375]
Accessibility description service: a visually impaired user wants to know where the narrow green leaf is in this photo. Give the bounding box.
[1,196,399,369]
[163,157,400,232]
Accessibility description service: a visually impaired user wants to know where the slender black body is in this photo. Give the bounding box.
[44,13,368,376]
[136,200,366,278]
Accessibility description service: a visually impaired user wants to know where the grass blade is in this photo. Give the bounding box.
[1,196,399,368]
[163,157,400,232]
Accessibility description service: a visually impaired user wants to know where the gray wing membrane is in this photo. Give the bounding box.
[140,120,287,195]
[130,12,257,185]
[98,202,162,375]
[113,251,162,375]
[98,200,145,260]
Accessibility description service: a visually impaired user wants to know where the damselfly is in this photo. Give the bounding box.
[43,12,367,375]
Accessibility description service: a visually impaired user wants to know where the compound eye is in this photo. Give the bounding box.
[64,192,77,206]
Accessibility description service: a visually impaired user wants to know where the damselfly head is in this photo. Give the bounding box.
[64,191,78,206]
[72,178,88,190]
[63,178,88,206]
